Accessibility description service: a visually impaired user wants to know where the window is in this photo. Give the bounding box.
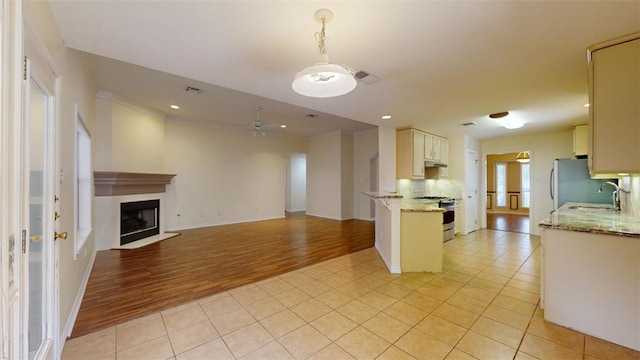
[496,162,507,207]
[75,106,92,257]
[521,163,530,208]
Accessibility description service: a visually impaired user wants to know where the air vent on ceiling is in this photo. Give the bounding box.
[354,70,380,84]
[462,122,477,126]
[185,86,201,94]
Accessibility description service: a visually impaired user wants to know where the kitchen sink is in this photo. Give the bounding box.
[567,205,613,211]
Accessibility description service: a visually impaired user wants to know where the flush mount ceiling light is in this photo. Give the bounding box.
[516,151,530,163]
[292,9,356,98]
[489,111,509,119]
[489,111,524,129]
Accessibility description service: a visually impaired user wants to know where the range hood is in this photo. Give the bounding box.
[425,160,448,168]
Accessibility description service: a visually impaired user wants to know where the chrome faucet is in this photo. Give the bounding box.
[597,181,629,211]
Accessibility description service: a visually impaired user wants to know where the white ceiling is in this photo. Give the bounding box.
[48,1,639,139]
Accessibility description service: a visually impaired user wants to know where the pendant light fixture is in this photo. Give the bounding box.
[292,9,357,98]
[516,151,530,163]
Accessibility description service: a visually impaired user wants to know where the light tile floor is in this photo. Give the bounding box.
[62,229,640,360]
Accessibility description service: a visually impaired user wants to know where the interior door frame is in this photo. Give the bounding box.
[481,149,534,234]
[1,0,26,358]
[22,17,61,360]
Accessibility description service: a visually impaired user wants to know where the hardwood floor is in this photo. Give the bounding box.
[486,212,530,233]
[71,212,374,338]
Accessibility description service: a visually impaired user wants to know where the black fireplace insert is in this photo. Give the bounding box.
[120,199,160,245]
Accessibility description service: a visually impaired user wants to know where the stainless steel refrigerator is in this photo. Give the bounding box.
[550,158,617,210]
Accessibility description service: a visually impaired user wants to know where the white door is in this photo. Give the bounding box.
[466,150,479,233]
[20,28,61,360]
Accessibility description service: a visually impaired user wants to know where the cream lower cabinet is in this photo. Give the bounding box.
[588,34,640,175]
[541,228,640,351]
[400,211,443,272]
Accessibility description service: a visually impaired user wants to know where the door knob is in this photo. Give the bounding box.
[54,231,68,240]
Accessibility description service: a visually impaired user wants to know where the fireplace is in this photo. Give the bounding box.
[94,172,177,250]
[120,200,160,245]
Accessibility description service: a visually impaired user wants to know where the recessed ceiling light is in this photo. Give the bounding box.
[170,105,180,110]
[381,115,392,120]
[584,103,590,107]
[280,124,287,128]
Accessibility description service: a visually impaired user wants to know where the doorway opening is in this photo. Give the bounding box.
[485,151,531,234]
[285,153,306,214]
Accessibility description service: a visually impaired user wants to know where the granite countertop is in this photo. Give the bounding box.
[362,191,403,199]
[400,199,445,213]
[539,202,640,238]
[362,192,445,212]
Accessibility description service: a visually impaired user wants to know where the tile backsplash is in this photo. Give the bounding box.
[397,176,639,216]
[396,179,464,199]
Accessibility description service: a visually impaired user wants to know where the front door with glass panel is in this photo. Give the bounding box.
[26,77,53,359]
[22,35,59,360]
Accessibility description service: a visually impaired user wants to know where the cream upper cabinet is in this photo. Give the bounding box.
[398,128,449,179]
[425,137,449,179]
[397,128,425,179]
[439,138,449,177]
[573,124,588,157]
[588,33,640,175]
[424,134,441,161]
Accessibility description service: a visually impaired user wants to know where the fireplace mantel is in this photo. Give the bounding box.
[94,171,176,196]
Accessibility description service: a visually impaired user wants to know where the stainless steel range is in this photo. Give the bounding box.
[414,196,455,242]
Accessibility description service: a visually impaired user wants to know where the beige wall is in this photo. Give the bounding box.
[353,129,378,220]
[94,95,165,173]
[162,120,306,230]
[54,47,98,345]
[307,131,345,220]
[378,126,398,193]
[341,133,354,219]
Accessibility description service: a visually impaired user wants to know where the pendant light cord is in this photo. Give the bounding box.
[315,17,328,56]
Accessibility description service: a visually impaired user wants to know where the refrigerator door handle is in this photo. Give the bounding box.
[550,168,554,200]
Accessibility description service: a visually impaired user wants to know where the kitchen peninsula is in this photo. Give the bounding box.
[364,192,445,273]
[539,203,640,351]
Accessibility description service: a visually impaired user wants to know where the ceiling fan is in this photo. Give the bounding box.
[251,107,282,137]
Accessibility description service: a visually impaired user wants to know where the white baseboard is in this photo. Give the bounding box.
[59,248,96,352]
[375,242,401,274]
